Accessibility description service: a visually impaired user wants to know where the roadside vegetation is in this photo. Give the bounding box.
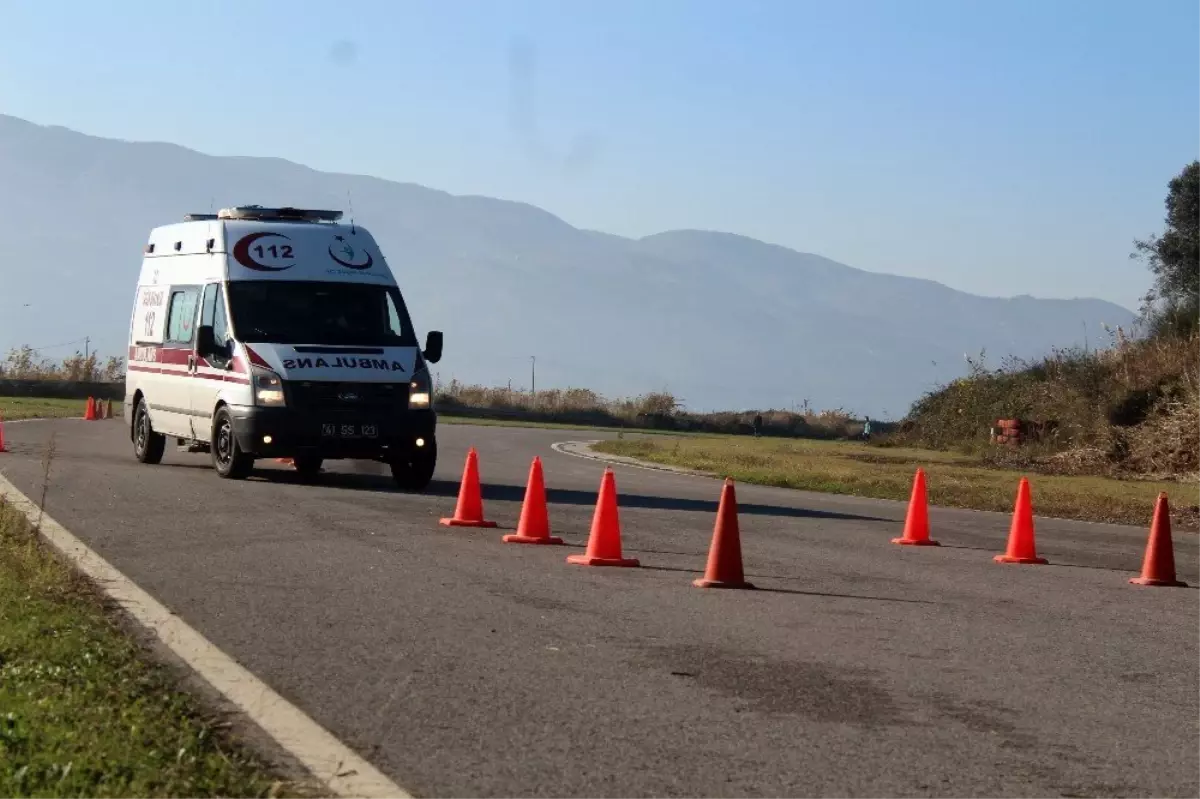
[0,496,312,798]
[433,380,874,438]
[592,435,1194,528]
[0,396,85,421]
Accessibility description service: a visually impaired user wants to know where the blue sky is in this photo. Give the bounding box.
[1,0,1196,311]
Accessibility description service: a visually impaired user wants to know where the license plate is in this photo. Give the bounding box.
[322,423,378,438]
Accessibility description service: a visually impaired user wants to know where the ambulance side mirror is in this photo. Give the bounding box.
[423,330,443,364]
[196,325,217,357]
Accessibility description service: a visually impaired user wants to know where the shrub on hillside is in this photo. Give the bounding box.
[890,330,1199,476]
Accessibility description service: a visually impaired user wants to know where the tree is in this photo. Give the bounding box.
[102,355,126,381]
[1132,160,1200,336]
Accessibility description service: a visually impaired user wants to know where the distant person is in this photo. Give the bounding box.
[862,416,872,441]
[753,413,763,438]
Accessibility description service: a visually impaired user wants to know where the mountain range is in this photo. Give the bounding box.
[0,113,1135,417]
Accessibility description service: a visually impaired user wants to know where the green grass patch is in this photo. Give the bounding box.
[594,436,1199,528]
[0,502,314,798]
[0,397,88,422]
[438,412,696,436]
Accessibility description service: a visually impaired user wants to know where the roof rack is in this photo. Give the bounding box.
[183,213,220,221]
[216,205,343,222]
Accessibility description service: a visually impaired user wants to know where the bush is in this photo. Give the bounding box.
[887,328,1199,477]
[1,347,124,382]
[433,379,878,439]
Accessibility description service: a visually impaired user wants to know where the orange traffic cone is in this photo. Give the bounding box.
[84,397,96,421]
[1130,493,1188,587]
[892,468,939,546]
[105,399,114,420]
[440,447,497,528]
[567,467,640,567]
[694,479,755,589]
[0,414,8,453]
[994,477,1047,564]
[503,456,564,545]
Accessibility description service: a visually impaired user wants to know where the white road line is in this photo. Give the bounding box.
[0,472,411,799]
[549,439,714,478]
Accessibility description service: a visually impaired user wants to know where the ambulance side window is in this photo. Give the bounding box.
[386,294,405,338]
[165,286,202,347]
[200,283,231,362]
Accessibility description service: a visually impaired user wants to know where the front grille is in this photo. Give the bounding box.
[286,381,408,413]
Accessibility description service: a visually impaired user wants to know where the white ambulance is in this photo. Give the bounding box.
[125,205,443,489]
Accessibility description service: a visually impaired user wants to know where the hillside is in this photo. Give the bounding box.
[893,330,1199,479]
[0,113,1135,417]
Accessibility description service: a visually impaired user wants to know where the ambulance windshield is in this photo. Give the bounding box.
[226,281,418,347]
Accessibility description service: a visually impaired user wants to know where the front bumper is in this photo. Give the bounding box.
[228,404,436,460]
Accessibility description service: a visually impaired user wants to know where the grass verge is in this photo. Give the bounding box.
[438,413,694,435]
[593,435,1199,529]
[0,500,312,797]
[0,397,87,421]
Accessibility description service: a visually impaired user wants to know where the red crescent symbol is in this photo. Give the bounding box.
[328,243,374,270]
[233,232,294,271]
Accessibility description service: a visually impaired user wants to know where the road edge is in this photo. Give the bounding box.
[550,439,717,478]
[0,472,411,799]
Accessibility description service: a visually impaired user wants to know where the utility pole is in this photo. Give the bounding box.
[84,337,90,361]
[530,356,536,395]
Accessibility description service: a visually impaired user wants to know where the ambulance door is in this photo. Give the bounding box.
[157,284,203,438]
[190,282,234,441]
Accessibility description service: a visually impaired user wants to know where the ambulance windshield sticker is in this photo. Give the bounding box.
[233,232,297,272]
[328,235,373,270]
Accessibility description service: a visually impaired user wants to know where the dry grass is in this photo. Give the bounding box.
[594,435,1199,529]
[435,379,875,438]
[891,330,1199,478]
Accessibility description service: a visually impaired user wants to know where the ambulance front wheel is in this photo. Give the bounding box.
[390,438,437,492]
[132,397,166,465]
[292,454,323,479]
[212,406,255,480]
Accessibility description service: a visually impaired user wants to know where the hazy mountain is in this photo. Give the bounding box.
[0,114,1135,417]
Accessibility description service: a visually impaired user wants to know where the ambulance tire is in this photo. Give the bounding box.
[132,397,166,465]
[390,439,437,492]
[292,454,323,479]
[211,407,255,480]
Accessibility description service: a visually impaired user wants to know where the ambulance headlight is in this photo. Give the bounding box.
[252,366,286,407]
[409,368,432,409]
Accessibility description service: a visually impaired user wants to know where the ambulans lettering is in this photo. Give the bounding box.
[281,357,406,372]
[132,346,158,363]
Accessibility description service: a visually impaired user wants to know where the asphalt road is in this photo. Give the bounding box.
[2,418,1197,798]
